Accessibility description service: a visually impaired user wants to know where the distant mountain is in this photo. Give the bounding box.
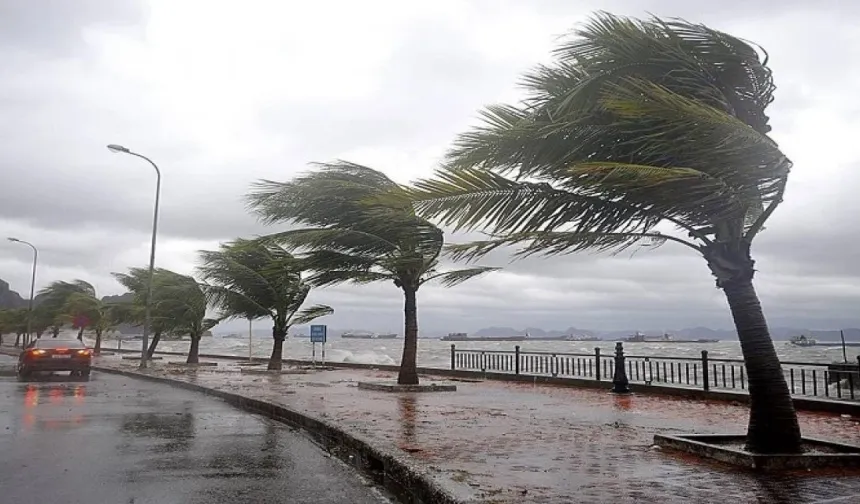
[471,326,860,342]
[102,292,134,304]
[0,279,27,309]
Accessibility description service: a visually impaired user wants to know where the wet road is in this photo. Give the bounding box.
[0,364,392,504]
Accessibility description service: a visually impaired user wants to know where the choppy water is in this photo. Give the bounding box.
[104,335,860,368]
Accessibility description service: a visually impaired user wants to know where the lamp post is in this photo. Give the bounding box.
[7,238,38,347]
[107,144,161,369]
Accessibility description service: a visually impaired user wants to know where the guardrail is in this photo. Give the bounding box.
[450,343,860,402]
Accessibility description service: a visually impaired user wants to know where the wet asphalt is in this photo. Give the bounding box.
[0,355,393,504]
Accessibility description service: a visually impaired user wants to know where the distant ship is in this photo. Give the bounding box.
[789,334,860,348]
[440,332,601,342]
[620,332,719,343]
[789,335,817,347]
[341,331,398,339]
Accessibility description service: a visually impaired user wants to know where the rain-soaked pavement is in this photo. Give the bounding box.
[92,355,860,504]
[0,358,392,504]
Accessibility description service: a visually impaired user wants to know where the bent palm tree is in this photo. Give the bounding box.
[247,162,498,385]
[407,13,799,453]
[150,272,220,364]
[197,239,333,370]
[61,293,122,354]
[112,268,183,358]
[38,280,98,341]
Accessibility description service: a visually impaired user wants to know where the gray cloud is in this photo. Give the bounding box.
[0,0,146,56]
[2,1,860,335]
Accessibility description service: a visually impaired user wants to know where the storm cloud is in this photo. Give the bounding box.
[2,0,859,334]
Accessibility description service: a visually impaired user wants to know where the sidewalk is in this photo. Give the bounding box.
[90,354,860,504]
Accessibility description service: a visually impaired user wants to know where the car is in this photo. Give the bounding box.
[17,338,93,381]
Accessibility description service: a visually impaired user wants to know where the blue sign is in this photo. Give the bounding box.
[310,325,327,343]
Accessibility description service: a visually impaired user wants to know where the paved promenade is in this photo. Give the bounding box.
[92,354,860,504]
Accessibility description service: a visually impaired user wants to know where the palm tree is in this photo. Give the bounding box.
[38,280,98,341]
[61,293,122,354]
[405,13,799,453]
[150,272,220,364]
[197,239,334,371]
[1,308,28,347]
[112,268,181,358]
[246,162,498,385]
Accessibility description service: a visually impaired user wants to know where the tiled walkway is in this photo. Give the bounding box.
[98,356,860,503]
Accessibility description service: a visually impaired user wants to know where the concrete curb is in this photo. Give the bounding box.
[93,365,463,504]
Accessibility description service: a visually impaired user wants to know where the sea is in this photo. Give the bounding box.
[102,334,860,368]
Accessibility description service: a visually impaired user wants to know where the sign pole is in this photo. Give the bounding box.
[310,324,327,368]
[248,318,253,362]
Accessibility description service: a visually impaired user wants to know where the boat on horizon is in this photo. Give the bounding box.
[341,331,399,339]
[619,332,719,344]
[789,335,817,347]
[440,332,601,342]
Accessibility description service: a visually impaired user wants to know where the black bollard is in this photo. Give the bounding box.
[612,342,631,394]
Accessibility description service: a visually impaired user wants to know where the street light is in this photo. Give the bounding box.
[107,144,161,369]
[7,237,38,347]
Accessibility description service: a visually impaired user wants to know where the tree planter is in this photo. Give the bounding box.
[654,433,860,471]
[357,381,457,393]
[240,368,309,375]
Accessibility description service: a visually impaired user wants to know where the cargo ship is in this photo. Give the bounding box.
[620,332,719,343]
[341,331,398,339]
[440,332,601,342]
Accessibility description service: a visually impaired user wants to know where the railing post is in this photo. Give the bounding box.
[701,350,710,391]
[515,345,520,375]
[450,344,456,370]
[595,347,601,381]
[612,342,630,393]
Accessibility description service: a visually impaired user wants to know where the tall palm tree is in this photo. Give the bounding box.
[406,13,799,453]
[247,162,498,385]
[38,280,97,341]
[150,272,220,364]
[112,268,182,358]
[197,239,334,371]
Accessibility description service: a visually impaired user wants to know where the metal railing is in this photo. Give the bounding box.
[450,344,860,402]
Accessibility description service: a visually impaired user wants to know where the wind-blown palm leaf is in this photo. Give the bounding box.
[247,161,498,385]
[292,305,335,326]
[420,267,499,287]
[407,11,801,453]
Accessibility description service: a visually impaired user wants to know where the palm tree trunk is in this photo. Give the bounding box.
[14,332,21,347]
[397,287,419,385]
[187,334,200,364]
[94,329,102,355]
[723,279,802,453]
[146,331,161,359]
[268,324,286,371]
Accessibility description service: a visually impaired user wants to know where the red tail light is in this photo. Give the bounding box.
[27,349,47,357]
[76,349,92,357]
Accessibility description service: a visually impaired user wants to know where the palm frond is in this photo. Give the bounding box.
[444,230,686,263]
[421,267,499,287]
[409,166,662,236]
[291,304,334,326]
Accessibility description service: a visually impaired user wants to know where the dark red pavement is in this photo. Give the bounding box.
[98,356,860,503]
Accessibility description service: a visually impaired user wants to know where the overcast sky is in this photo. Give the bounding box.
[2,0,859,334]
